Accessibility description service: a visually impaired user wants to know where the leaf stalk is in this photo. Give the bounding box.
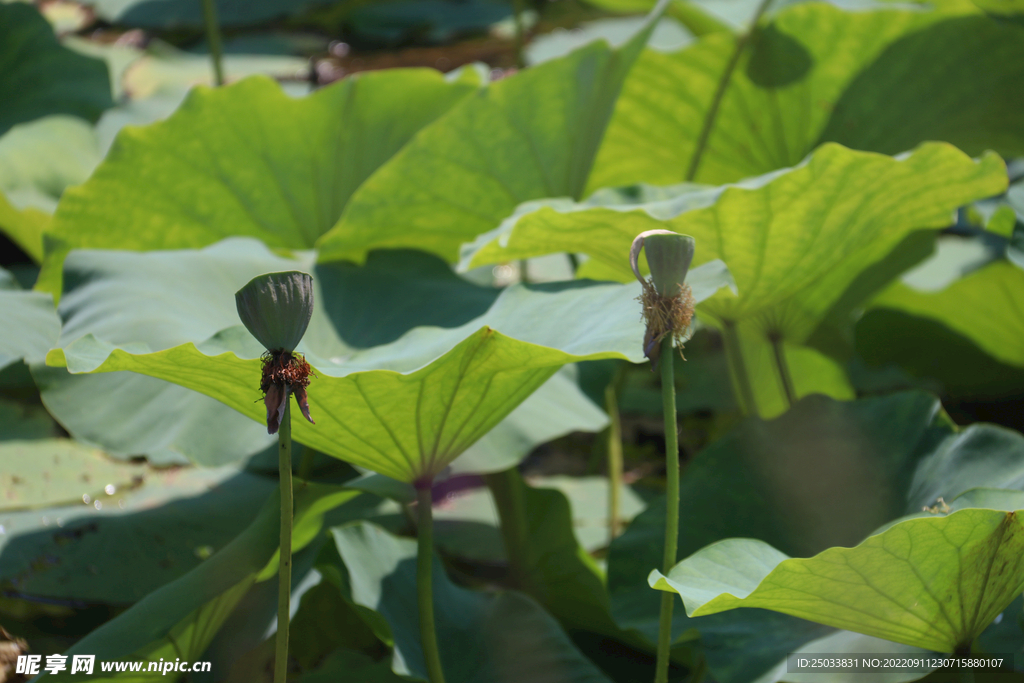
[654,335,680,683]
[416,485,447,683]
[768,332,796,408]
[200,0,225,87]
[485,469,534,594]
[606,365,627,543]
[721,320,758,417]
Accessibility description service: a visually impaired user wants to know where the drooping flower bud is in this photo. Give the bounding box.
[630,230,697,369]
[235,272,317,434]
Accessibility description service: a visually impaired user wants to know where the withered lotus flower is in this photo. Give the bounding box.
[630,230,696,369]
[235,272,316,434]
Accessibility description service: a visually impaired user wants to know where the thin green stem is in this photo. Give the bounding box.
[416,485,447,683]
[768,333,796,408]
[606,365,627,544]
[720,320,758,417]
[274,400,292,683]
[654,336,679,683]
[685,0,775,181]
[511,0,526,69]
[200,0,225,86]
[688,652,708,683]
[484,469,533,593]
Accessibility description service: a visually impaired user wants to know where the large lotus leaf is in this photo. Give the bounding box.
[315,6,663,265]
[0,397,58,441]
[465,142,1004,343]
[0,439,145,511]
[331,521,612,683]
[650,507,1024,653]
[41,482,357,681]
[587,1,1024,190]
[0,115,101,212]
[607,392,942,640]
[45,238,731,481]
[0,464,276,604]
[609,392,1024,681]
[0,286,59,371]
[298,650,405,683]
[37,69,479,296]
[449,366,608,476]
[0,3,113,137]
[869,260,1024,369]
[34,239,624,467]
[0,191,49,263]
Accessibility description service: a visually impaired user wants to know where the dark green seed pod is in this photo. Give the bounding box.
[235,272,314,352]
[630,230,695,297]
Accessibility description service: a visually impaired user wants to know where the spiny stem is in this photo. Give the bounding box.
[416,485,446,683]
[654,336,680,683]
[274,400,292,683]
[685,0,775,181]
[768,333,796,408]
[721,320,758,417]
[484,469,533,593]
[200,0,225,86]
[606,365,627,544]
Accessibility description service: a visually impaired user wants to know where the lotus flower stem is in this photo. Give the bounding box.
[200,0,225,86]
[274,400,293,683]
[685,0,774,181]
[485,469,533,594]
[654,335,680,683]
[606,366,627,543]
[768,333,796,407]
[416,484,447,683]
[721,320,758,417]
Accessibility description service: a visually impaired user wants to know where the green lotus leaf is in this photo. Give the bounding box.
[34,240,621,468]
[316,5,663,265]
[42,482,358,681]
[466,143,1004,342]
[37,69,480,296]
[331,520,613,683]
[0,3,113,138]
[607,391,1024,681]
[45,239,730,482]
[0,190,49,263]
[650,507,1024,653]
[0,463,277,604]
[0,283,59,371]
[463,143,1001,413]
[587,1,1024,189]
[870,260,1024,369]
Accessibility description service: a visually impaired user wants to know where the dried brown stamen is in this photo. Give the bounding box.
[260,350,316,434]
[638,280,695,368]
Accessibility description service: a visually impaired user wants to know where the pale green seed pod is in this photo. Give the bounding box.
[235,271,314,352]
[629,230,695,297]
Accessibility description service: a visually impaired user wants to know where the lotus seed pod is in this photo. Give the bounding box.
[235,271,314,352]
[629,230,695,298]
